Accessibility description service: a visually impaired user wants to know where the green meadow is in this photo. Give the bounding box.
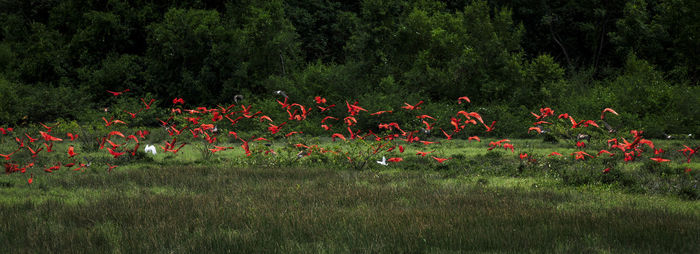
[2,138,698,253]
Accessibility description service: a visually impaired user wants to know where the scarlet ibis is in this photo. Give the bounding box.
[331,133,346,141]
[600,108,618,120]
[468,136,481,142]
[548,152,562,156]
[172,98,185,104]
[68,146,78,158]
[317,104,335,112]
[415,151,433,157]
[25,133,38,143]
[106,163,118,173]
[602,168,611,174]
[0,127,12,135]
[39,122,58,133]
[28,173,33,185]
[370,110,393,116]
[571,151,594,160]
[344,116,357,126]
[124,109,142,119]
[107,148,125,158]
[314,96,327,104]
[40,131,63,142]
[268,122,287,134]
[440,129,453,140]
[66,133,78,141]
[106,89,130,96]
[401,101,423,111]
[432,156,451,163]
[457,96,470,104]
[140,98,155,109]
[387,157,403,162]
[26,146,42,158]
[528,127,542,134]
[259,115,273,122]
[0,149,17,160]
[650,157,670,163]
[102,116,127,127]
[44,142,54,152]
[483,121,496,132]
[286,131,302,137]
[597,150,614,157]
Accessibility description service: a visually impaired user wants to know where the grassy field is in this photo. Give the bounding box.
[1,137,699,253]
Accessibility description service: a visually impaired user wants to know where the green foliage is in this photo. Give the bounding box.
[0,0,697,136]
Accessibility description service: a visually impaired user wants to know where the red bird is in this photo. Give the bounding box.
[441,129,453,140]
[650,157,670,163]
[600,108,618,120]
[106,163,118,173]
[528,127,542,134]
[432,156,451,163]
[457,96,470,104]
[45,163,61,173]
[285,131,302,137]
[548,152,562,156]
[331,133,346,141]
[268,122,287,135]
[68,146,78,158]
[107,148,125,158]
[44,142,54,152]
[66,132,78,141]
[468,136,481,142]
[141,98,155,109]
[519,153,528,160]
[314,96,327,104]
[172,98,185,104]
[40,131,63,142]
[597,150,614,157]
[0,127,13,135]
[401,101,423,111]
[25,133,38,143]
[102,116,127,127]
[106,89,130,96]
[123,109,142,119]
[483,121,497,132]
[28,173,33,185]
[108,131,125,139]
[26,146,42,158]
[416,151,434,157]
[387,157,403,162]
[317,104,335,112]
[370,110,393,116]
[0,149,17,160]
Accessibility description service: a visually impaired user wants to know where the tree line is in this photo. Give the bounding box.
[0,0,697,137]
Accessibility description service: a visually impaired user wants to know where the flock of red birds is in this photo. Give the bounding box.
[1,89,697,185]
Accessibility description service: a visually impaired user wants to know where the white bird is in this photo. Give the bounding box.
[144,144,157,155]
[274,90,288,98]
[376,156,388,166]
[234,94,244,104]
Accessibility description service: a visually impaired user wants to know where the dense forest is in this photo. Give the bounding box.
[0,0,697,137]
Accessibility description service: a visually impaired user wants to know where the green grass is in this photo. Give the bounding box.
[1,137,698,252]
[1,163,699,253]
